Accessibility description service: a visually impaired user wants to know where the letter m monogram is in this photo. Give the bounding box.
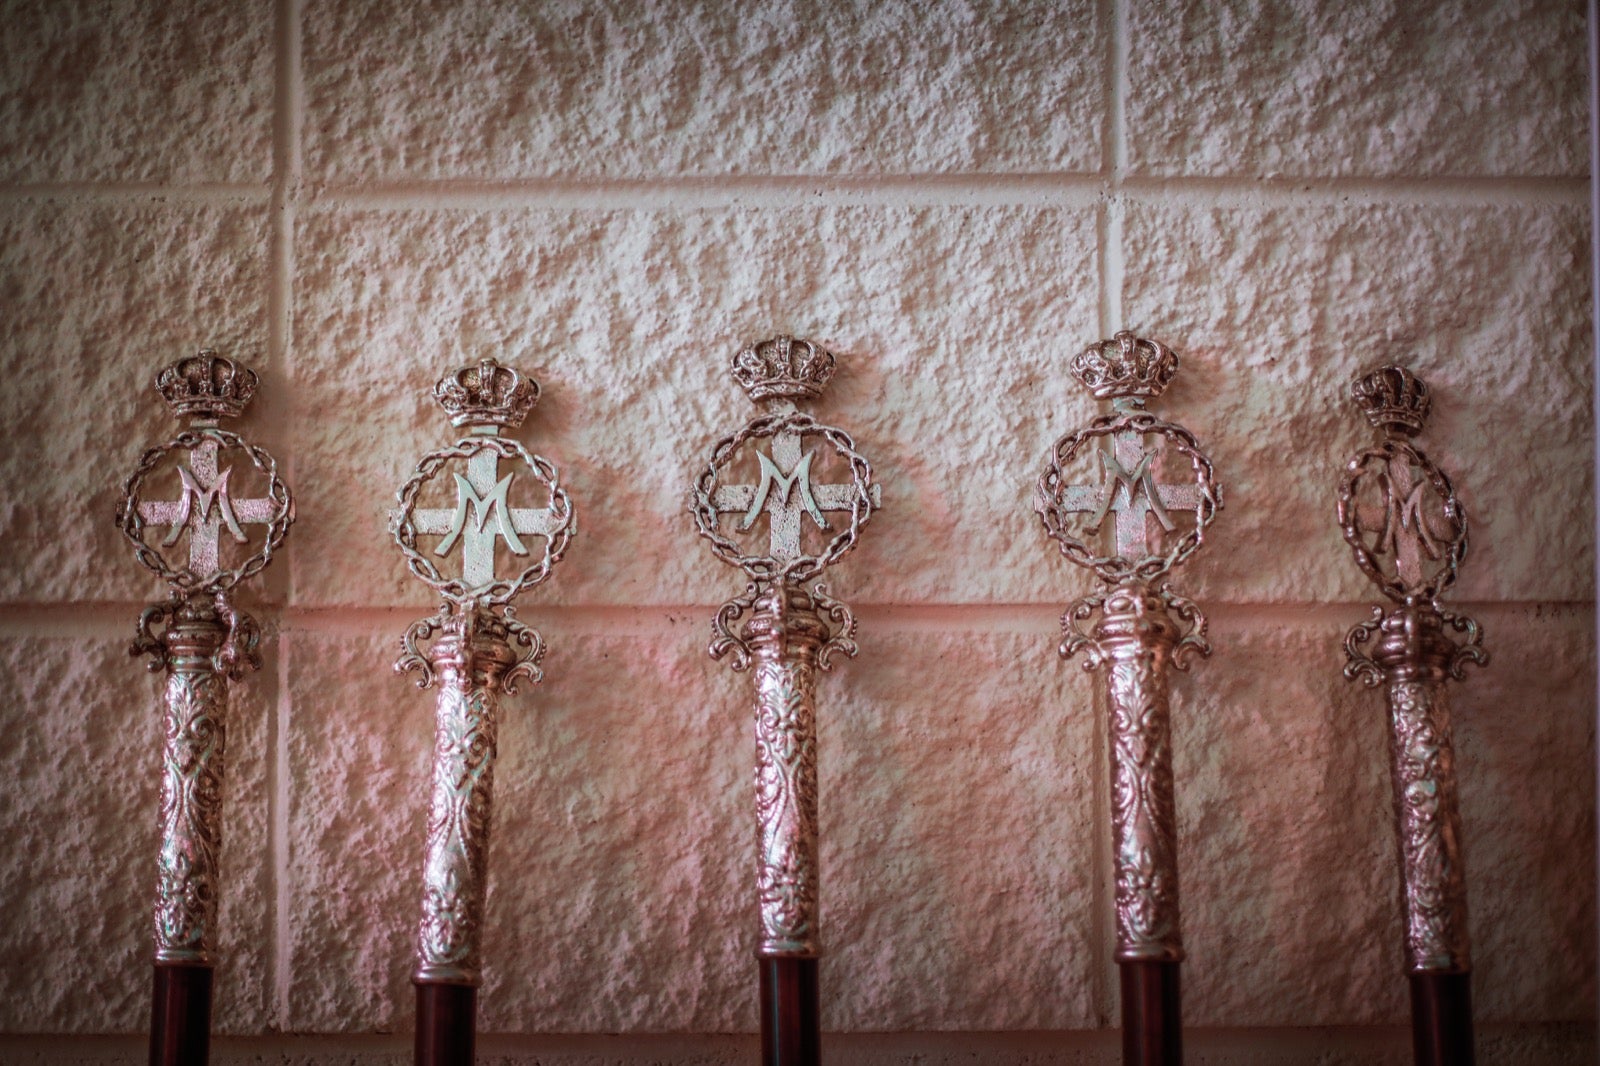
[437,473,528,556]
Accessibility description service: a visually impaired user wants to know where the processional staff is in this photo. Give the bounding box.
[391,359,575,1066]
[1035,332,1221,1066]
[1337,365,1485,1066]
[690,336,881,1066]
[117,351,294,1066]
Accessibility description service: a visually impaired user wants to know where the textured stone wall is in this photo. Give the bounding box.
[0,0,1594,1062]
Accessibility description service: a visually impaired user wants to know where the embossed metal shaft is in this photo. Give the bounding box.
[414,624,511,986]
[746,586,825,959]
[154,608,230,966]
[1373,609,1470,975]
[1099,589,1183,963]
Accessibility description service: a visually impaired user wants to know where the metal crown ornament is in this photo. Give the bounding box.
[117,348,293,1064]
[434,357,541,429]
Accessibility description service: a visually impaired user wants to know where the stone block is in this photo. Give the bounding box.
[1125,0,1587,178]
[284,620,1098,1032]
[1122,201,1591,605]
[0,626,275,1033]
[0,201,276,606]
[0,0,273,184]
[301,0,1104,182]
[289,204,1101,609]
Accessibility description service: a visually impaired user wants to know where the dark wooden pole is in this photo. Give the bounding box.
[415,984,476,1066]
[1119,961,1181,1066]
[1409,972,1474,1066]
[759,958,819,1066]
[149,964,212,1066]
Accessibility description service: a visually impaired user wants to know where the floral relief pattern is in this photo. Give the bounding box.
[154,667,226,963]
[1388,679,1470,973]
[753,657,820,957]
[416,682,500,983]
[1107,649,1182,962]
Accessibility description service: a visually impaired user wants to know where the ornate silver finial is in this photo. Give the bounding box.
[732,335,838,404]
[1069,330,1178,404]
[392,364,575,1000]
[690,333,881,979]
[1036,331,1221,990]
[1352,363,1432,437]
[154,350,260,422]
[433,358,541,430]
[1337,364,1485,1034]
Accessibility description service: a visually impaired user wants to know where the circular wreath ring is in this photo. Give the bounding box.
[1037,410,1219,586]
[393,436,574,606]
[118,427,294,595]
[691,411,877,585]
[1336,438,1466,605]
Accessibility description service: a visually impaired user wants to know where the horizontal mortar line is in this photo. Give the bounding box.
[0,599,1587,639]
[0,182,273,205]
[1118,173,1590,208]
[309,172,1113,210]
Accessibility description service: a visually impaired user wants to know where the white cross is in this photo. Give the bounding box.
[411,446,564,589]
[138,437,279,577]
[1057,430,1204,560]
[710,425,878,562]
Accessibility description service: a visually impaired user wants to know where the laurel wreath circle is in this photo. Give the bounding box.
[393,436,574,606]
[690,411,877,584]
[117,427,294,595]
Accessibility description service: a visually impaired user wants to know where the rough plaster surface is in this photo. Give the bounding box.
[1122,201,1593,606]
[0,0,273,184]
[0,630,275,1034]
[1126,0,1588,178]
[289,204,1102,610]
[285,626,1097,1033]
[302,0,1105,181]
[0,201,277,605]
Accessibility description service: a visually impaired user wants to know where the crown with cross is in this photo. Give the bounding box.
[434,358,541,430]
[732,335,837,403]
[1352,364,1431,437]
[155,350,260,421]
[1070,331,1178,403]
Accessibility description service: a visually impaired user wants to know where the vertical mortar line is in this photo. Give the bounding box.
[268,0,304,1031]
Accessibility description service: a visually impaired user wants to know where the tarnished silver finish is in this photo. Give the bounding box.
[690,335,880,959]
[393,358,574,988]
[1338,364,1486,975]
[118,350,292,967]
[1036,331,1221,964]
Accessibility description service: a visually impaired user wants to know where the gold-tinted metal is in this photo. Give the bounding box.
[1338,364,1486,975]
[1036,331,1221,964]
[117,349,294,966]
[690,335,881,959]
[391,358,574,987]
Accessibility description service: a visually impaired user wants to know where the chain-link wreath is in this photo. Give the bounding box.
[690,411,877,585]
[393,436,574,606]
[1336,438,1467,605]
[117,427,294,595]
[1037,410,1219,586]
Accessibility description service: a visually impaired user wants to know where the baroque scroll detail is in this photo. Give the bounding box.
[1107,648,1183,962]
[154,667,227,963]
[416,681,500,984]
[753,656,820,957]
[1388,679,1470,973]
